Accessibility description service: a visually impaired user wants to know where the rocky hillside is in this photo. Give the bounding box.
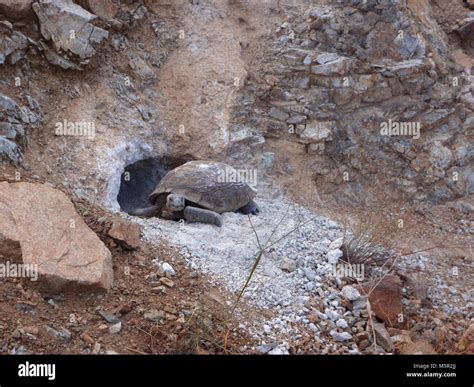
[0,0,472,355]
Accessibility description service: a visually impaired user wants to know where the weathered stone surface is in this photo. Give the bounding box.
[457,323,474,354]
[0,182,113,291]
[0,28,29,65]
[359,275,404,328]
[33,0,109,68]
[457,17,474,39]
[398,340,436,354]
[108,218,141,249]
[311,56,352,76]
[299,121,333,144]
[0,0,34,20]
[373,322,394,352]
[87,0,117,21]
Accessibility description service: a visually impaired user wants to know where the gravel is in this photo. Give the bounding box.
[129,195,367,351]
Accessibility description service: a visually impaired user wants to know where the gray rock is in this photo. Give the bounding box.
[299,121,333,144]
[373,323,394,352]
[256,342,277,354]
[45,326,71,341]
[336,318,348,329]
[109,322,122,334]
[162,262,176,277]
[33,0,108,68]
[429,141,452,170]
[330,330,352,342]
[281,258,297,273]
[269,107,289,121]
[327,249,342,264]
[340,285,361,301]
[98,310,120,324]
[144,309,165,322]
[312,56,352,76]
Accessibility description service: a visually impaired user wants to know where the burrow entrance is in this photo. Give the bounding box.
[117,157,187,214]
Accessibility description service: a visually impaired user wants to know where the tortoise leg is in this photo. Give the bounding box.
[184,206,223,227]
[128,205,160,218]
[238,200,260,215]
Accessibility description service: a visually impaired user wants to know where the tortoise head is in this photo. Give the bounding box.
[166,194,185,212]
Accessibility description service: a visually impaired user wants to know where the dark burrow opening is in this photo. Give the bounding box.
[117,157,187,214]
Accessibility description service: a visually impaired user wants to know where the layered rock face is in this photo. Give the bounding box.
[233,0,473,204]
[0,94,42,165]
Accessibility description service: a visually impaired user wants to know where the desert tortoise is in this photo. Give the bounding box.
[129,160,259,226]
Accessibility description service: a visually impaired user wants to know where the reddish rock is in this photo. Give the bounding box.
[457,324,474,354]
[108,219,141,249]
[0,0,34,20]
[398,340,436,354]
[87,0,117,21]
[0,182,113,292]
[359,275,404,328]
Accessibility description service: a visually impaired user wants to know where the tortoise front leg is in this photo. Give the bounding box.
[238,199,260,215]
[184,206,223,227]
[128,205,160,218]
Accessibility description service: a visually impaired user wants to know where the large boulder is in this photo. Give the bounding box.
[0,182,113,291]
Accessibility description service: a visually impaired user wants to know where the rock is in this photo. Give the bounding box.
[162,262,176,277]
[0,94,30,163]
[373,323,394,352]
[0,136,22,164]
[256,342,277,354]
[0,182,113,291]
[159,277,174,288]
[340,285,361,301]
[109,322,121,334]
[269,107,289,121]
[87,0,117,21]
[0,29,29,65]
[359,275,404,328]
[287,115,307,125]
[108,219,140,249]
[330,330,352,342]
[457,17,474,39]
[98,310,120,324]
[268,346,287,355]
[329,237,343,250]
[45,326,71,341]
[38,41,80,70]
[0,0,34,20]
[311,56,352,76]
[33,0,109,67]
[398,340,436,354]
[280,258,297,272]
[316,52,339,64]
[230,126,265,146]
[128,53,154,80]
[299,121,333,144]
[336,318,348,329]
[457,324,474,354]
[327,249,342,264]
[144,309,165,322]
[429,141,452,170]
